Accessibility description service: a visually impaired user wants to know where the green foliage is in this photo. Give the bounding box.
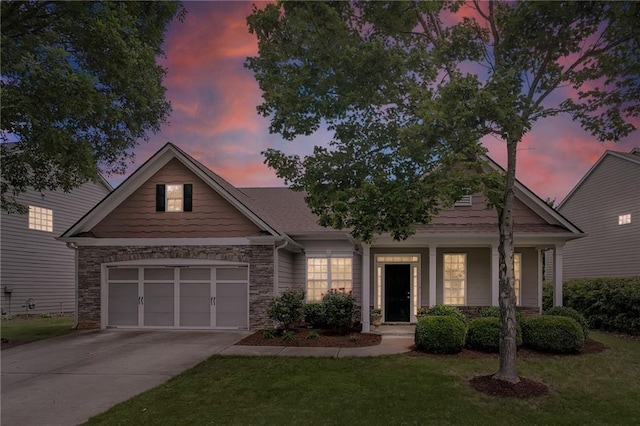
[414,316,467,354]
[466,317,522,352]
[544,306,589,339]
[522,316,585,353]
[303,302,327,329]
[564,277,640,335]
[306,330,320,340]
[262,328,277,339]
[0,1,185,212]
[543,281,554,312]
[421,305,468,326]
[477,306,524,323]
[349,334,360,342]
[267,290,305,330]
[322,290,357,335]
[281,330,295,342]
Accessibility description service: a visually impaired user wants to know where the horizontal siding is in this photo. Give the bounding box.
[91,158,261,238]
[292,253,306,288]
[520,248,539,307]
[277,249,294,294]
[430,194,547,226]
[559,155,640,279]
[1,181,110,314]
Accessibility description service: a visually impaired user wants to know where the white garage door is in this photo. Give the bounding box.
[106,265,248,329]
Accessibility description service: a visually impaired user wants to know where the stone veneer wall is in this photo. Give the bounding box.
[77,245,274,330]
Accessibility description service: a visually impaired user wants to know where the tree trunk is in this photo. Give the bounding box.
[493,137,520,384]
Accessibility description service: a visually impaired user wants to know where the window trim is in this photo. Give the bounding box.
[156,183,193,212]
[166,184,184,212]
[305,255,353,302]
[514,253,522,306]
[443,253,467,306]
[28,205,53,232]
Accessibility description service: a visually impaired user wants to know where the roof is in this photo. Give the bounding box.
[558,147,640,209]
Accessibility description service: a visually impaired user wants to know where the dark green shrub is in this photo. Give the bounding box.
[323,290,357,334]
[267,290,305,330]
[414,316,466,354]
[282,330,295,342]
[542,281,553,311]
[306,330,320,340]
[465,317,522,352]
[477,306,524,323]
[544,306,589,338]
[522,316,585,353]
[422,305,468,325]
[564,277,640,335]
[262,328,277,339]
[304,302,327,328]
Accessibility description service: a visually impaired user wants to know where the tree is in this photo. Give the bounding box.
[246,1,639,383]
[1,1,185,213]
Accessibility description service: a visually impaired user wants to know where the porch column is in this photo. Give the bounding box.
[428,245,437,306]
[491,243,499,306]
[361,243,371,332]
[537,249,544,313]
[554,244,564,307]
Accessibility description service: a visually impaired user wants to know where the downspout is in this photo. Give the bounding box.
[273,240,289,296]
[66,242,79,330]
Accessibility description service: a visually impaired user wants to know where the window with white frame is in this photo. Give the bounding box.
[618,214,631,225]
[306,257,353,302]
[28,205,53,232]
[514,253,522,306]
[166,184,184,212]
[443,254,466,305]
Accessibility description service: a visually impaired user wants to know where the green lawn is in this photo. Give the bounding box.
[87,332,640,425]
[0,315,75,346]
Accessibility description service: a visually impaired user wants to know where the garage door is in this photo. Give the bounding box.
[106,266,248,329]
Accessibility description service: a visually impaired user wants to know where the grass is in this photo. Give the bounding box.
[87,332,640,425]
[0,315,75,345]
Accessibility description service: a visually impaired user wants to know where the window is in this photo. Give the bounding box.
[618,214,631,225]
[306,257,353,302]
[514,253,522,306]
[454,195,472,207]
[443,254,466,305]
[28,205,53,232]
[156,184,192,212]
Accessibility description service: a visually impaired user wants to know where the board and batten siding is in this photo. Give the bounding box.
[559,154,640,279]
[91,158,261,238]
[1,181,111,315]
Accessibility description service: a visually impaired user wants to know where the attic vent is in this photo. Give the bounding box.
[454,195,472,207]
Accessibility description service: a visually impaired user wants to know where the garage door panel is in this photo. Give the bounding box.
[108,282,138,326]
[180,283,211,327]
[144,283,174,326]
[180,268,211,281]
[216,282,248,328]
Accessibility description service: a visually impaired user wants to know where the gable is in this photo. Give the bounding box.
[90,158,261,238]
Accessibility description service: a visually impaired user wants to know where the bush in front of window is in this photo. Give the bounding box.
[304,302,327,329]
[542,281,553,311]
[323,290,357,335]
[466,317,523,352]
[414,316,466,354]
[544,306,589,339]
[267,290,305,330]
[521,316,585,353]
[421,304,469,326]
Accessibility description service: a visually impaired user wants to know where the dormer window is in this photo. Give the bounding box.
[454,195,472,207]
[618,214,631,225]
[156,184,193,212]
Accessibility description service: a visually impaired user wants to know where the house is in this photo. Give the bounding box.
[546,148,640,281]
[59,143,583,332]
[1,173,112,316]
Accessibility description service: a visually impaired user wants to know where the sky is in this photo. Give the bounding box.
[111,1,639,204]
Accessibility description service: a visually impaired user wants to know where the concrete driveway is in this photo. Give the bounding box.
[1,329,248,426]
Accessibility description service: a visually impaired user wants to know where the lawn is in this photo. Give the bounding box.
[87,332,640,425]
[0,315,75,347]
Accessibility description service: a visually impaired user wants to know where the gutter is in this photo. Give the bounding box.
[273,240,289,296]
[66,242,79,330]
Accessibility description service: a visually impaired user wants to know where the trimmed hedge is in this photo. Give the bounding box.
[521,316,585,353]
[544,306,589,339]
[303,302,327,329]
[564,277,640,335]
[420,305,468,325]
[415,316,466,354]
[466,317,523,352]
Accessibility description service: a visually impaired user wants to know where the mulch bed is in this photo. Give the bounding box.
[469,375,549,398]
[235,328,382,348]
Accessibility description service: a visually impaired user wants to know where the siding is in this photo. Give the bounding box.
[436,248,491,305]
[519,248,539,307]
[1,181,111,314]
[91,159,261,238]
[277,249,295,294]
[559,155,640,279]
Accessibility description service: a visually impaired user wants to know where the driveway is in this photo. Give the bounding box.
[1,329,248,426]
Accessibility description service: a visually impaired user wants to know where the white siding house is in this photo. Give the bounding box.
[1,180,112,315]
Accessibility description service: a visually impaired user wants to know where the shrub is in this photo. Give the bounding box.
[522,316,585,353]
[414,316,466,354]
[544,306,589,339]
[306,330,320,340]
[267,290,305,330]
[564,277,640,335]
[421,305,468,325]
[466,317,522,352]
[542,281,553,311]
[262,328,277,339]
[323,290,357,334]
[282,330,295,342]
[416,307,428,318]
[477,306,524,323]
[304,302,327,329]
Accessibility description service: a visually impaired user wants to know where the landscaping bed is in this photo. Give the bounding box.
[236,328,381,347]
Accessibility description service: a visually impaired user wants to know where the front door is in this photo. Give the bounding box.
[385,264,410,322]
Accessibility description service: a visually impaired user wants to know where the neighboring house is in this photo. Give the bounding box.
[546,148,640,281]
[60,143,583,332]
[1,176,112,316]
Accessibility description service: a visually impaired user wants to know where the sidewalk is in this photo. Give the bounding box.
[219,335,414,358]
